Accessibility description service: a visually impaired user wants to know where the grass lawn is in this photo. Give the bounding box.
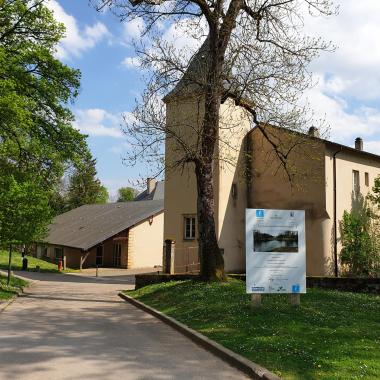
[127,279,380,380]
[0,273,28,301]
[0,250,76,273]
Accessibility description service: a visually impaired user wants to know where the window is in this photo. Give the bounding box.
[353,170,360,193]
[96,246,103,266]
[112,243,122,267]
[365,172,369,187]
[184,216,196,240]
[54,247,63,260]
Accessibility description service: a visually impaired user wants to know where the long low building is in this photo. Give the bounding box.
[36,200,164,269]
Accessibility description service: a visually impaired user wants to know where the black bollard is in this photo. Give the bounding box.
[22,257,28,271]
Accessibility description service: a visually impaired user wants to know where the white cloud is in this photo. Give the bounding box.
[295,1,380,148]
[123,18,145,44]
[304,0,380,100]
[161,18,206,53]
[73,109,123,138]
[305,78,380,147]
[363,140,380,155]
[121,56,141,69]
[47,0,110,60]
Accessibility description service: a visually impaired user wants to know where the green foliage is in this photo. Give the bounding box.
[0,0,88,183]
[340,211,371,276]
[368,175,380,210]
[0,250,76,273]
[340,194,380,277]
[128,280,380,380]
[0,0,92,245]
[0,175,51,246]
[0,273,28,300]
[117,187,136,202]
[64,154,109,210]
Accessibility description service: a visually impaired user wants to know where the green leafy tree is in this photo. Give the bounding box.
[49,179,68,216]
[65,155,109,210]
[340,193,380,277]
[340,211,371,277]
[0,0,88,185]
[117,187,136,202]
[0,1,91,280]
[0,175,51,284]
[368,175,380,211]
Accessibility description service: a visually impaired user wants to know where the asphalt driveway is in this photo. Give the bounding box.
[0,272,249,380]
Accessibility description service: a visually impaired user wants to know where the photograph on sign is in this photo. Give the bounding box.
[253,227,298,253]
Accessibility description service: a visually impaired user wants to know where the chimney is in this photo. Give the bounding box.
[355,137,363,151]
[147,178,156,194]
[308,126,320,138]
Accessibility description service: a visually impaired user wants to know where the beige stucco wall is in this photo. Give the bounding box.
[129,212,164,268]
[325,146,380,270]
[164,98,200,251]
[216,100,251,272]
[164,96,250,272]
[248,127,328,276]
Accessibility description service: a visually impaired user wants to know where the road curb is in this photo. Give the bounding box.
[0,295,18,313]
[119,292,281,380]
[0,287,24,313]
[0,270,35,313]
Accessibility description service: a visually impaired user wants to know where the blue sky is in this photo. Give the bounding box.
[50,1,380,199]
[49,0,147,199]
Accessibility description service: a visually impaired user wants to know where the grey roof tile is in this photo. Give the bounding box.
[43,200,164,251]
[134,181,165,201]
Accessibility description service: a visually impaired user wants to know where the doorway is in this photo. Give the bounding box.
[112,243,122,267]
[96,246,103,266]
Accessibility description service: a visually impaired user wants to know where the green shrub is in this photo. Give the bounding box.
[340,204,380,277]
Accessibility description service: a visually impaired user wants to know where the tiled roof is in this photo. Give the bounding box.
[43,200,164,251]
[134,181,165,201]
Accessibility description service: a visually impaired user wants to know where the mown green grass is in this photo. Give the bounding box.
[0,273,28,301]
[0,250,76,273]
[127,279,380,380]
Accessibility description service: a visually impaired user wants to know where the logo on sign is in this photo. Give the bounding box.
[256,210,264,218]
[290,211,295,217]
[292,284,300,293]
[252,286,265,292]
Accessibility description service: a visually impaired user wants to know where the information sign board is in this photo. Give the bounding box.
[246,209,306,294]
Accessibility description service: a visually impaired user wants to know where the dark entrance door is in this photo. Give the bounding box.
[112,243,122,267]
[96,246,103,266]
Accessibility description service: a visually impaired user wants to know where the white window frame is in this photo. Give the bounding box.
[184,215,196,240]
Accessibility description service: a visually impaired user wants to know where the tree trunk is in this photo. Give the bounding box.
[7,244,12,286]
[193,24,228,281]
[195,161,226,281]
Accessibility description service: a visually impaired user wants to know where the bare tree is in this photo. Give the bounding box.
[94,0,335,280]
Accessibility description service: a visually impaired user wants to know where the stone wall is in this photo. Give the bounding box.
[307,276,380,294]
[137,273,380,294]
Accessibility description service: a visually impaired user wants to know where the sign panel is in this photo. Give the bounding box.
[246,209,306,294]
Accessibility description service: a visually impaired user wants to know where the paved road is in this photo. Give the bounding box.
[0,272,249,380]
